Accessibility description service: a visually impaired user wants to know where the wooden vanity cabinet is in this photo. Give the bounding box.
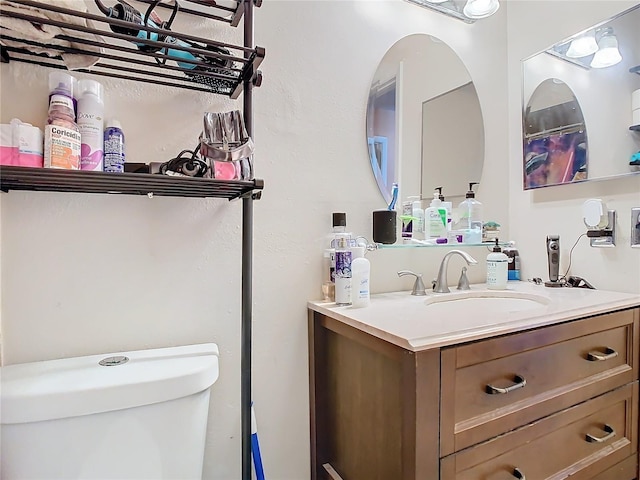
[308,307,640,480]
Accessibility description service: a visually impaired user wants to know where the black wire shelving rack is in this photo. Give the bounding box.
[0,1,264,478]
[0,0,264,97]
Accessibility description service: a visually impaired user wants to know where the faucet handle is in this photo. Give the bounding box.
[457,266,471,291]
[397,270,427,296]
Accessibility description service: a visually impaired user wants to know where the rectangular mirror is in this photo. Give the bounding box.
[521,4,640,188]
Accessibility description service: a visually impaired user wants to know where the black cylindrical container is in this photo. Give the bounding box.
[373,210,397,245]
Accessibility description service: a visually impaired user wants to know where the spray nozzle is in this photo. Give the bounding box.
[492,238,502,252]
[435,186,445,201]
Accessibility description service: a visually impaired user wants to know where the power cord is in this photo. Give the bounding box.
[558,232,587,282]
[142,0,180,66]
[159,143,209,177]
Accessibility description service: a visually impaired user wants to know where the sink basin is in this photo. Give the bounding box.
[424,290,550,315]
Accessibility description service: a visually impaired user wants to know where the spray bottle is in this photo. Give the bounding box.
[78,79,104,171]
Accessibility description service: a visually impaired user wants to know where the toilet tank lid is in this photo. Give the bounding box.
[1,343,219,425]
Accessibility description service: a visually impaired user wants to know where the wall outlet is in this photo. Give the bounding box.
[632,208,640,248]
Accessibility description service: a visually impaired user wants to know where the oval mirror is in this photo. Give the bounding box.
[366,34,484,204]
[523,78,588,189]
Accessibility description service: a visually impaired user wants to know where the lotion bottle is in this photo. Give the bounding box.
[425,192,446,239]
[435,186,452,232]
[351,246,370,308]
[486,239,508,290]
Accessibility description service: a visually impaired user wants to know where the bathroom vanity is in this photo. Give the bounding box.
[308,284,640,479]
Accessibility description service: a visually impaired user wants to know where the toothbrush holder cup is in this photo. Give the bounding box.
[373,210,397,245]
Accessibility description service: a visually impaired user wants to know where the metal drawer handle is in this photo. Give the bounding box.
[587,347,618,362]
[486,375,527,395]
[513,467,526,479]
[585,424,616,443]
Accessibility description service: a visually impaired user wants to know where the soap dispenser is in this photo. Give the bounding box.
[435,186,452,232]
[425,191,446,239]
[486,239,508,290]
[457,182,483,244]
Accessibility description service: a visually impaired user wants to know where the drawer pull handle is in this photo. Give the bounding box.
[486,375,526,395]
[513,468,526,479]
[585,424,616,443]
[587,348,618,362]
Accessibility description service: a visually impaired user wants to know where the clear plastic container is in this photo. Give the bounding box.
[457,182,483,243]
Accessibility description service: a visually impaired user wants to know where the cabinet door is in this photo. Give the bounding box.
[440,383,638,480]
[440,309,639,455]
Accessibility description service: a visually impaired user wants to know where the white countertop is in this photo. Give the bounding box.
[308,282,640,351]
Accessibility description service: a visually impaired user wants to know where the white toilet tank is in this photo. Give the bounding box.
[1,343,220,480]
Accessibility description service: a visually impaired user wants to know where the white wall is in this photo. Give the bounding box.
[1,1,508,479]
[507,0,640,294]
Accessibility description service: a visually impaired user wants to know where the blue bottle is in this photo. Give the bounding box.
[503,242,521,281]
[103,119,125,173]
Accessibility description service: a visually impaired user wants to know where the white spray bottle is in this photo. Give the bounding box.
[77,79,104,171]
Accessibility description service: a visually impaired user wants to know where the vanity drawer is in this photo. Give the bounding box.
[440,309,639,455]
[440,383,638,480]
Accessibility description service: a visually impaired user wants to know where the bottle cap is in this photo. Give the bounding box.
[332,212,346,227]
[48,71,76,98]
[105,119,122,130]
[78,79,104,101]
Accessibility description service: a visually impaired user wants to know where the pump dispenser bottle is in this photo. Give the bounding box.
[425,191,446,239]
[435,186,452,232]
[486,239,508,290]
[457,182,483,243]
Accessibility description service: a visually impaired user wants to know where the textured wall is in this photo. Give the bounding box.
[0,1,510,479]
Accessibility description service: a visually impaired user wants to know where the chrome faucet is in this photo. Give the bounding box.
[397,270,427,296]
[433,250,478,293]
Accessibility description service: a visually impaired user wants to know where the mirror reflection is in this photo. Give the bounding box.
[523,79,588,189]
[366,34,484,204]
[521,4,640,186]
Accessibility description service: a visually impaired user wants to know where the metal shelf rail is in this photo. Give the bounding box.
[0,166,264,199]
